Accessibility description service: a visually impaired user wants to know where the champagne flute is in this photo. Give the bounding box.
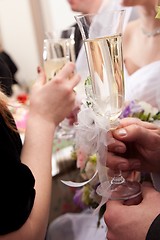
[43,37,70,81]
[43,28,75,81]
[43,29,76,140]
[61,26,76,63]
[75,10,141,200]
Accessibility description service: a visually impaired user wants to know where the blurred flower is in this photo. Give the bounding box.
[76,148,88,170]
[16,93,28,104]
[83,155,97,179]
[73,188,87,209]
[120,100,160,122]
[72,150,100,209]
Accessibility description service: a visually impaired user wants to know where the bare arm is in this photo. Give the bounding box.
[0,62,80,240]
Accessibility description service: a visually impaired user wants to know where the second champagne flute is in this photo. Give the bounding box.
[43,30,76,140]
[43,37,70,81]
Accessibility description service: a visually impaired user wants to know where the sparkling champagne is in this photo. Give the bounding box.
[44,57,67,81]
[84,34,124,121]
[43,38,75,81]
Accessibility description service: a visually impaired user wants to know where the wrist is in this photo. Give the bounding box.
[26,111,56,139]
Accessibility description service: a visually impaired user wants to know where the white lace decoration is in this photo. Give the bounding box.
[61,104,115,211]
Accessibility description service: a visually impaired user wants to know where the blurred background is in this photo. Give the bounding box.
[0,0,76,87]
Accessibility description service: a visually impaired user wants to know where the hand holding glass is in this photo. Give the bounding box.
[43,29,76,139]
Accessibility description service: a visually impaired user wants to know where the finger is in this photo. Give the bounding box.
[141,182,157,201]
[112,121,160,149]
[108,139,126,153]
[106,151,142,171]
[119,118,158,130]
[37,66,46,85]
[141,182,155,196]
[69,73,81,89]
[56,62,75,79]
[106,199,124,209]
[105,200,126,230]
[106,152,130,171]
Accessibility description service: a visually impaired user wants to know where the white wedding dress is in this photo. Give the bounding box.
[124,61,160,108]
[46,209,107,240]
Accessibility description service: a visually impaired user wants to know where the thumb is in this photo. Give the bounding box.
[106,198,124,208]
[141,182,155,198]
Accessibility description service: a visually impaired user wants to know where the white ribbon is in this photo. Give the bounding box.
[61,170,98,187]
[61,105,115,210]
[75,107,111,163]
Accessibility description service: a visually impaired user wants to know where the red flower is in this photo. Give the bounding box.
[17,94,28,104]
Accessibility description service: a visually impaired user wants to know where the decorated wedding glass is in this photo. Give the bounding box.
[74,10,141,201]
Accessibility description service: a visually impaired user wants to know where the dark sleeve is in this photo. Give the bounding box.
[61,23,82,59]
[0,51,19,90]
[0,51,18,76]
[74,23,83,59]
[0,58,13,96]
[0,115,35,235]
[146,214,160,240]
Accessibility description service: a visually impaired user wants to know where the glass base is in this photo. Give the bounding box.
[109,180,142,200]
[56,127,75,140]
[56,119,75,140]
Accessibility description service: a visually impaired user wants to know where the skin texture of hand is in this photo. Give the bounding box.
[107,118,160,174]
[29,62,81,126]
[104,183,160,240]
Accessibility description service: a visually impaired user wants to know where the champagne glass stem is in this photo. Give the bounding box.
[111,170,125,185]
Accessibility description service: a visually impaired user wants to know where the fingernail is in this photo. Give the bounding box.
[117,128,127,136]
[37,66,41,74]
